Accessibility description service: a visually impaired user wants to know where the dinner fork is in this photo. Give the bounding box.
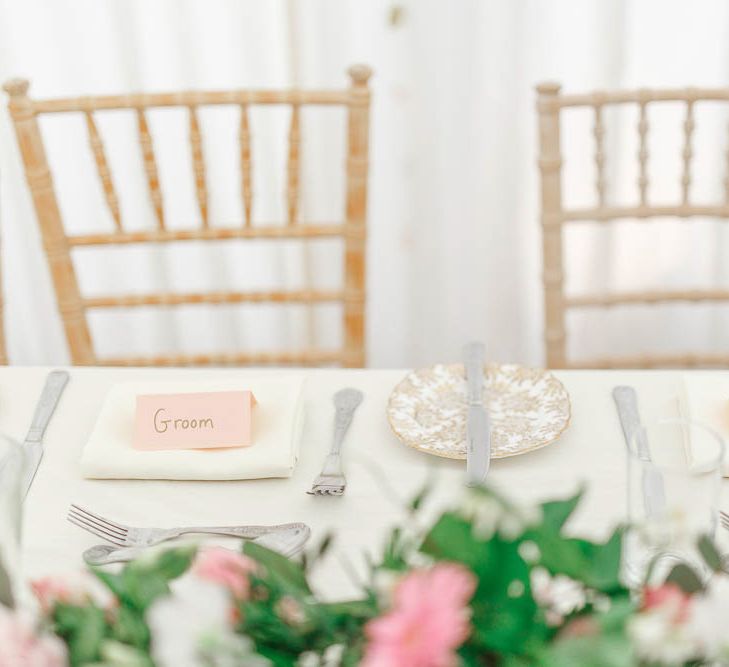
[307,388,363,496]
[82,523,312,565]
[719,510,729,532]
[67,504,307,548]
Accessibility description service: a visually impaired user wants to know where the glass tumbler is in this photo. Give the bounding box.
[0,435,24,606]
[623,418,725,586]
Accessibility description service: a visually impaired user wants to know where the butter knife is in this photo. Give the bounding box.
[463,342,490,486]
[20,370,70,500]
[612,386,666,518]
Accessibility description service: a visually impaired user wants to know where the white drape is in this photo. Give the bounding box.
[2,0,729,367]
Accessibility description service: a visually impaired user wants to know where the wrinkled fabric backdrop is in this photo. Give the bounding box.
[2,0,729,367]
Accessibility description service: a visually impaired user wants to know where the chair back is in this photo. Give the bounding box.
[4,66,372,366]
[537,82,729,368]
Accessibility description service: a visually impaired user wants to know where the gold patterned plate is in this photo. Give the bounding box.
[387,363,571,460]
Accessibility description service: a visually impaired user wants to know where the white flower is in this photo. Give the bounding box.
[686,576,729,661]
[96,640,150,666]
[197,629,269,667]
[628,609,699,665]
[530,568,586,623]
[322,644,345,666]
[148,575,264,667]
[517,540,540,564]
[296,644,344,667]
[460,490,541,541]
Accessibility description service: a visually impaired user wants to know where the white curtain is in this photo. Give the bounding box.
[2,0,729,367]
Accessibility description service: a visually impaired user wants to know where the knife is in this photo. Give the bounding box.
[463,342,490,486]
[19,370,70,500]
[612,386,666,518]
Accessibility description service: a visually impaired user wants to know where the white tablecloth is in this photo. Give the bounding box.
[2,366,727,599]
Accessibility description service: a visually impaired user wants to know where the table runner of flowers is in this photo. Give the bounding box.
[3,485,729,667]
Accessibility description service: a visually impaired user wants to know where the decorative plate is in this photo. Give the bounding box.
[387,363,571,460]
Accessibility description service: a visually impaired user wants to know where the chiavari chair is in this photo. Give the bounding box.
[3,65,371,367]
[537,82,729,368]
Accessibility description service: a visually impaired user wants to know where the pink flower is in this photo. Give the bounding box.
[31,573,114,614]
[276,595,306,626]
[362,563,476,667]
[643,583,692,624]
[559,616,600,639]
[192,547,257,600]
[0,605,67,666]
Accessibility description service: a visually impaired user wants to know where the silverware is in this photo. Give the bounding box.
[307,388,363,496]
[82,524,312,566]
[463,342,490,486]
[20,371,70,500]
[68,503,308,548]
[718,509,729,532]
[612,386,666,518]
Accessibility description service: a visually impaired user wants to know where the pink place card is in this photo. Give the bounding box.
[133,390,257,451]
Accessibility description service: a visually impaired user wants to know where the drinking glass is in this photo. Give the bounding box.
[623,418,725,586]
[0,435,24,607]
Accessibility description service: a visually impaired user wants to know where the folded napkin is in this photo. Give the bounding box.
[680,373,729,477]
[80,376,306,480]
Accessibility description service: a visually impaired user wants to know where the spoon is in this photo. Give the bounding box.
[83,523,311,566]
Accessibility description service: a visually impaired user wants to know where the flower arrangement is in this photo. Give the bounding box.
[3,485,729,667]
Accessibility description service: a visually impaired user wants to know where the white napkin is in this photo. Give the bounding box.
[79,376,306,480]
[679,373,729,477]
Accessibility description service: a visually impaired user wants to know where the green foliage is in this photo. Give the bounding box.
[53,604,108,666]
[50,546,194,666]
[665,562,704,594]
[32,484,726,666]
[698,535,723,574]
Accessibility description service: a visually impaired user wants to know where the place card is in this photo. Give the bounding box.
[132,390,256,451]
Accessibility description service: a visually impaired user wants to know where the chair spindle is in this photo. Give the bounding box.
[287,104,300,225]
[188,106,208,227]
[593,102,606,206]
[136,109,165,229]
[637,100,649,206]
[681,98,695,205]
[85,112,122,231]
[239,104,252,226]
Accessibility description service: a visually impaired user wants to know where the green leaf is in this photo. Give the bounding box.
[421,513,484,568]
[698,535,723,573]
[244,540,311,594]
[409,482,431,513]
[92,546,195,612]
[538,633,636,667]
[126,545,196,581]
[53,604,108,666]
[666,563,704,593]
[98,640,154,667]
[318,599,376,619]
[111,605,150,650]
[120,569,170,611]
[540,490,583,532]
[532,527,625,594]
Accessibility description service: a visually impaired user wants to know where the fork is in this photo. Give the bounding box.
[83,523,312,565]
[67,504,307,548]
[719,510,729,532]
[307,388,363,496]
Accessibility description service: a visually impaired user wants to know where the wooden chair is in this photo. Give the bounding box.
[537,82,729,369]
[3,66,371,367]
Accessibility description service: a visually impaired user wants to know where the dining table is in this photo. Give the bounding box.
[5,365,729,601]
